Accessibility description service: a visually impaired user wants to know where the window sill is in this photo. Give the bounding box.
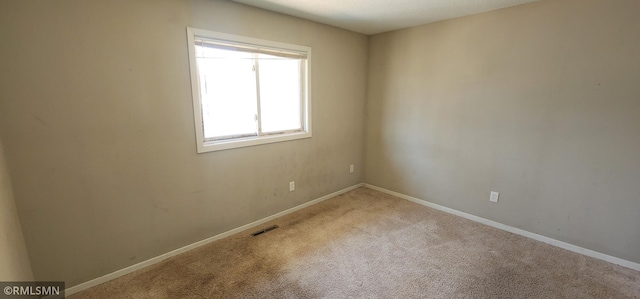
[197,131,311,153]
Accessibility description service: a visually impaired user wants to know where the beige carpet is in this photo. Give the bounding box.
[70,187,640,298]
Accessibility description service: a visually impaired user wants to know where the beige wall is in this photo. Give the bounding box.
[365,0,640,263]
[0,138,34,281]
[0,0,367,286]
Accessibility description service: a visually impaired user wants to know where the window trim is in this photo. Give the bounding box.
[186,27,312,153]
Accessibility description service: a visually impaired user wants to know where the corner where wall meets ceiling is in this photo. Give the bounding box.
[231,0,538,35]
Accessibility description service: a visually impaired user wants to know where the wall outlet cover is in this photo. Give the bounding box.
[490,191,499,203]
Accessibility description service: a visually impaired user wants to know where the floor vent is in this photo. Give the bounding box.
[251,225,279,237]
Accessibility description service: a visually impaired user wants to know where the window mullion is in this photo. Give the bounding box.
[254,53,263,136]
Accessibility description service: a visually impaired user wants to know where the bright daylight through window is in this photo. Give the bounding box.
[187,28,311,153]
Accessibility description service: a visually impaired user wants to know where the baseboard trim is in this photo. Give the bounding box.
[364,183,640,272]
[66,183,365,296]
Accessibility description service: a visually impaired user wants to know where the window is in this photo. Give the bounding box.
[186,28,312,153]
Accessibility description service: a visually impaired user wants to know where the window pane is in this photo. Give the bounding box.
[196,46,257,139]
[258,54,302,133]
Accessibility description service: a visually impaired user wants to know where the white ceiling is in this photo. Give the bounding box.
[231,0,537,35]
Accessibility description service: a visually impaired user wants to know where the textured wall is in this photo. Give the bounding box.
[0,0,367,286]
[0,138,33,281]
[365,0,640,264]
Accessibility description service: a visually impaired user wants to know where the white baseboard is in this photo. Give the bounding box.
[66,183,365,296]
[364,183,640,272]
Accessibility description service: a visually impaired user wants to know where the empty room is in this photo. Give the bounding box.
[1,0,639,298]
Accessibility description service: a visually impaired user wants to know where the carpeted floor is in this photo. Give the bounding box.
[70,187,640,298]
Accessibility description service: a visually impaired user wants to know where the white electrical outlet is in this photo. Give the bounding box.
[350,164,354,173]
[490,191,499,203]
[289,181,295,192]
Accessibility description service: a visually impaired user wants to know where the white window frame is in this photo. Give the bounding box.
[186,27,312,153]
